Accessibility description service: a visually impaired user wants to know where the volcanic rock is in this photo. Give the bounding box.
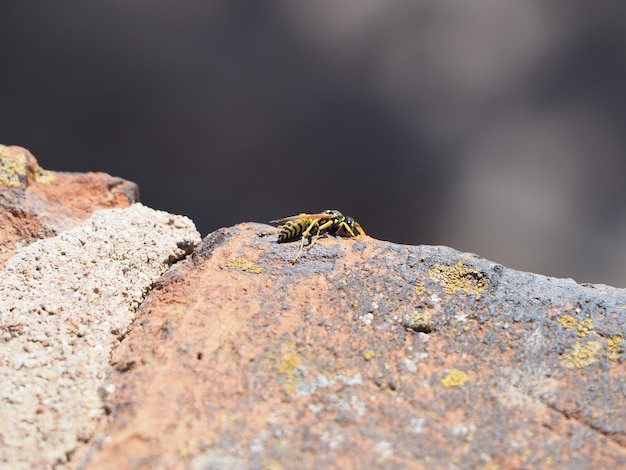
[75,223,626,469]
[2,144,625,468]
[0,203,200,469]
[0,144,138,266]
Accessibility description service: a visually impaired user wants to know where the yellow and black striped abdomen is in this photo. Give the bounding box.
[277,219,316,242]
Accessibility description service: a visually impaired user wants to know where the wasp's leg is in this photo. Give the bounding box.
[340,222,357,237]
[306,219,334,252]
[353,223,366,238]
[338,221,365,240]
[292,237,307,263]
[291,220,321,262]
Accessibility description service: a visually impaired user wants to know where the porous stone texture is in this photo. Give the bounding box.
[0,204,201,469]
[0,144,138,267]
[77,223,626,469]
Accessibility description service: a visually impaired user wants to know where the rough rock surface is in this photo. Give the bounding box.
[0,144,138,266]
[76,223,626,469]
[0,204,201,469]
[2,145,625,468]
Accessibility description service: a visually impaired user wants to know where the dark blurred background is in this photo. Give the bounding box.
[1,2,626,286]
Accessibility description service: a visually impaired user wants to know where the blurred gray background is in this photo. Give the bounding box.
[1,1,625,286]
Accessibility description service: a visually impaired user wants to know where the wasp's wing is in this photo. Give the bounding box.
[269,213,335,224]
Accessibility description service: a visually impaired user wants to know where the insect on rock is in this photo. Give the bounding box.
[262,209,366,263]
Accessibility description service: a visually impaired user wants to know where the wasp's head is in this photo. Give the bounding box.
[344,216,366,237]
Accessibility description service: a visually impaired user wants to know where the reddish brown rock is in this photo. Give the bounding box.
[0,144,138,266]
[77,223,626,469]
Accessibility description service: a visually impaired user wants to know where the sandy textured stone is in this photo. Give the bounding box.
[0,144,138,267]
[0,204,201,469]
[77,223,626,469]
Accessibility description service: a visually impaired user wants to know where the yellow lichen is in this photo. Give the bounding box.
[277,352,301,396]
[402,311,434,333]
[557,315,597,338]
[565,341,602,369]
[34,168,54,184]
[482,465,500,470]
[363,349,375,361]
[262,460,284,470]
[441,369,468,388]
[607,334,623,361]
[557,314,578,330]
[216,410,231,425]
[225,257,262,274]
[576,318,595,338]
[0,151,29,187]
[428,262,489,299]
[0,146,53,187]
[414,283,426,296]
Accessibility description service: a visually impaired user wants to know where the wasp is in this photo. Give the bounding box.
[263,209,365,262]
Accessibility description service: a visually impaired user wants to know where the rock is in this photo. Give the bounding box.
[0,204,201,469]
[2,146,624,467]
[76,223,626,469]
[0,144,138,267]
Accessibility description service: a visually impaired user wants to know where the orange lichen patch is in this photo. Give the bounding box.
[429,262,489,299]
[607,334,623,361]
[225,257,263,274]
[441,369,468,388]
[565,341,602,369]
